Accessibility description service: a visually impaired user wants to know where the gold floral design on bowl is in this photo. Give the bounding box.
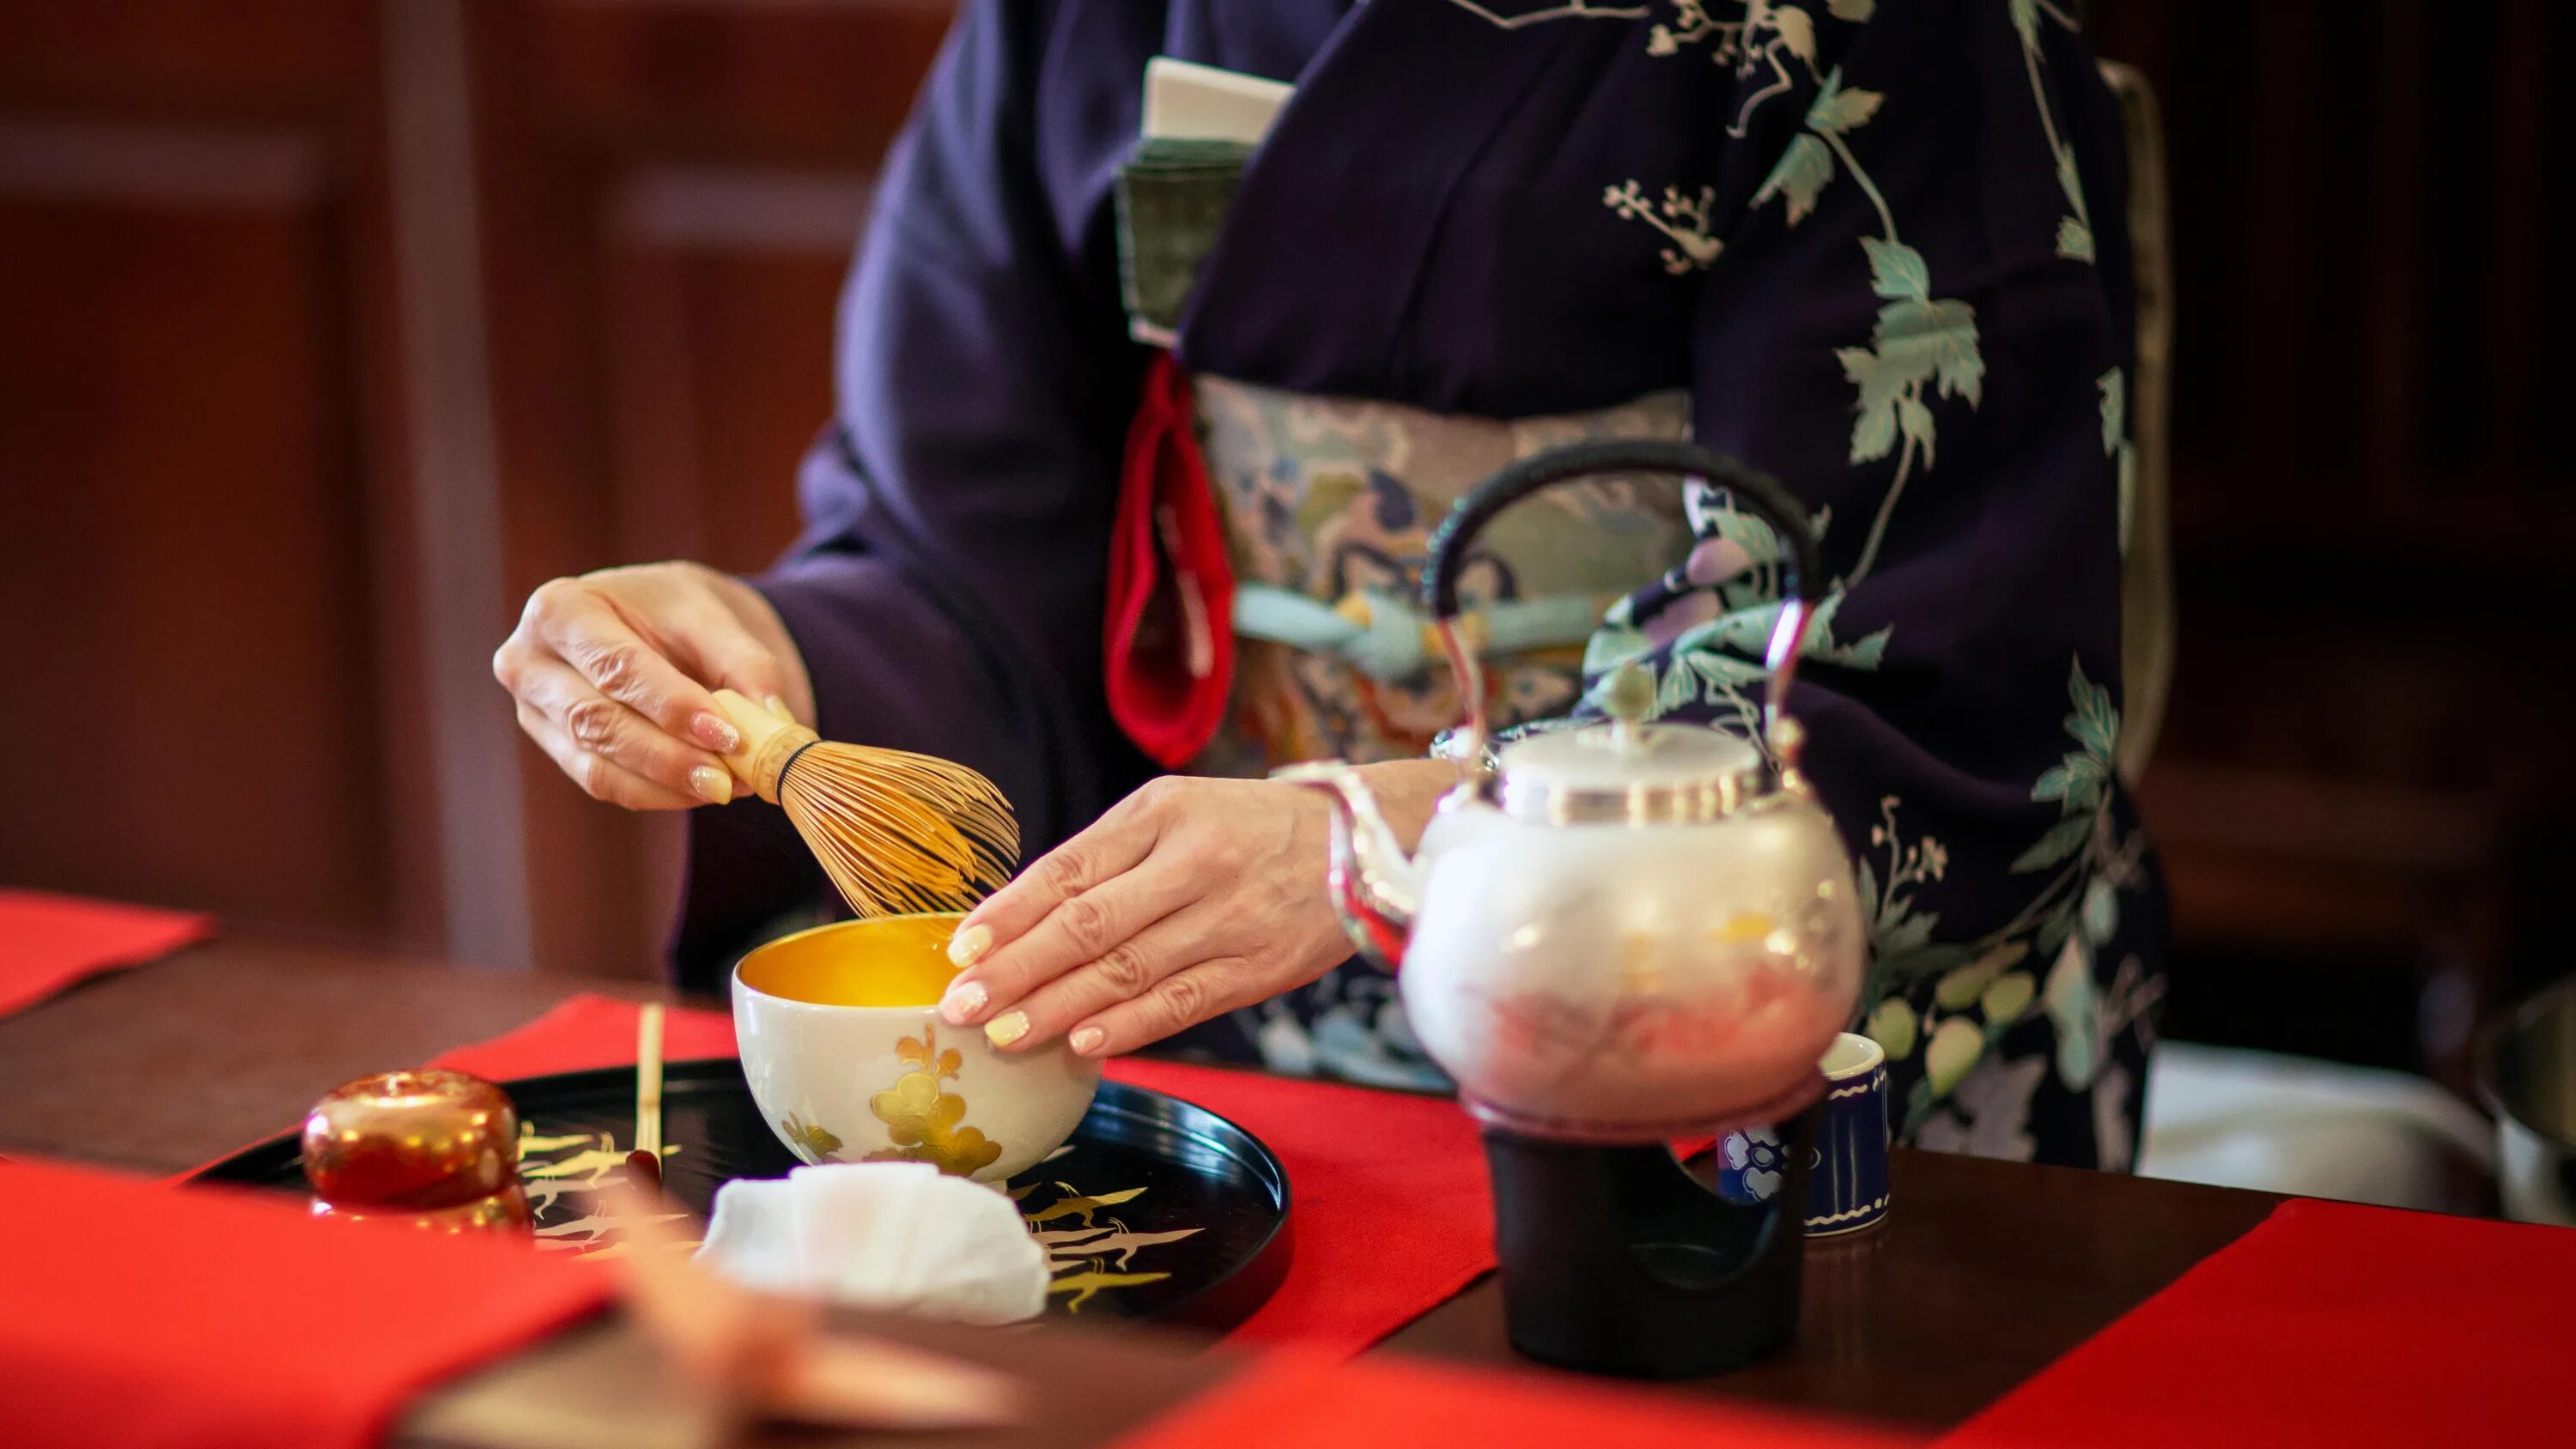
[860,1023,1003,1178]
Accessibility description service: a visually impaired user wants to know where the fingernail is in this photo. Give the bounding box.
[694,712,740,752]
[947,923,992,968]
[1069,1026,1106,1056]
[688,766,733,805]
[983,1010,1029,1048]
[939,978,986,1025]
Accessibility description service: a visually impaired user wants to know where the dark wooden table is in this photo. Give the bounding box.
[0,935,2285,1445]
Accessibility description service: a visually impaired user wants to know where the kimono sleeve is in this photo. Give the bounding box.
[673,0,1155,985]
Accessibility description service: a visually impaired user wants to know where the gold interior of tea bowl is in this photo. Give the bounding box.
[732,912,1102,1184]
[736,913,966,1007]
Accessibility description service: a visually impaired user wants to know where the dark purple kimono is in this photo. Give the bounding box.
[678,0,2164,1171]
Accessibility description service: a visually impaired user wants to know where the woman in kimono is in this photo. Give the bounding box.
[494,0,2162,1169]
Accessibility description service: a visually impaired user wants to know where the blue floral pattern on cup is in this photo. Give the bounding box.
[1721,1033,1891,1235]
[1720,1127,1789,1203]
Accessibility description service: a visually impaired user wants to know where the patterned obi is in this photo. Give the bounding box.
[1185,375,1695,778]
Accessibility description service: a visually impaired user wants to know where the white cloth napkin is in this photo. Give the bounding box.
[694,1161,1048,1325]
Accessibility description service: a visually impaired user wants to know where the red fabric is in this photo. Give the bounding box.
[0,888,212,1020]
[1941,1197,2576,1448]
[429,994,1495,1352]
[0,1156,611,1449]
[1106,1057,1492,1352]
[429,992,739,1077]
[1104,354,1236,767]
[1119,1349,1922,1449]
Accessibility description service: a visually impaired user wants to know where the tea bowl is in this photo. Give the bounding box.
[732,913,1101,1184]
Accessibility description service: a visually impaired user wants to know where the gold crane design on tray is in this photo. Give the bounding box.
[516,1125,690,1259]
[1013,1177,1201,1312]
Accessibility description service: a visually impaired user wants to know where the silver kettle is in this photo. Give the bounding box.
[1280,440,1864,1141]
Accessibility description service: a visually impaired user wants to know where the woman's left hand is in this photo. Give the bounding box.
[935,760,1452,1058]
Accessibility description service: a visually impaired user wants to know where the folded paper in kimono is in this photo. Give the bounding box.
[1116,58,1292,346]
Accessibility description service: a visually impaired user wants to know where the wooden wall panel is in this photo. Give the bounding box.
[0,121,394,937]
[605,164,869,571]
[2095,0,2576,525]
[0,2,361,106]
[2092,0,2576,1070]
[0,1,477,962]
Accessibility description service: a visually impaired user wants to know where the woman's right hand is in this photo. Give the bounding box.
[493,562,813,810]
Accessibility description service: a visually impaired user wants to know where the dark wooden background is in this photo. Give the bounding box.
[0,0,946,977]
[4,1,2567,1083]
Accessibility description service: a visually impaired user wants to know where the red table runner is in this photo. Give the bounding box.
[430,991,738,1077]
[1118,1349,1921,1449]
[1108,1057,1492,1351]
[430,993,1496,1354]
[1940,1196,2576,1447]
[0,1156,611,1449]
[0,888,211,1020]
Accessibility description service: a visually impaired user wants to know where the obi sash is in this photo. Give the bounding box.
[1104,359,1694,774]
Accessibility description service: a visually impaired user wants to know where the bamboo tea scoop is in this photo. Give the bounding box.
[625,1003,664,1189]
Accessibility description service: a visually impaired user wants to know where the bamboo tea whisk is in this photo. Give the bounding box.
[708,689,1018,917]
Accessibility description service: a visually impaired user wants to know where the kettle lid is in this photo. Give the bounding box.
[1496,722,1759,825]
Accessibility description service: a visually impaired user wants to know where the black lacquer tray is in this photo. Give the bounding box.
[194,1060,1292,1330]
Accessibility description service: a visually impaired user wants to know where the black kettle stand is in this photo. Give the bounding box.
[1482,1107,1818,1379]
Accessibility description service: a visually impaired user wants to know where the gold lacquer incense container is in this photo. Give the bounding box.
[301,1068,533,1233]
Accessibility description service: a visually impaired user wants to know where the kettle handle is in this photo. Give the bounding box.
[1421,439,1822,787]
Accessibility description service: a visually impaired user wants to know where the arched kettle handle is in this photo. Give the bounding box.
[1420,438,1823,788]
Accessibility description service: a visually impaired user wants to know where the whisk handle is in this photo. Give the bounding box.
[710,688,816,804]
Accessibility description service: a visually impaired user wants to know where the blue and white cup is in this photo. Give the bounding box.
[1718,1032,1891,1236]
